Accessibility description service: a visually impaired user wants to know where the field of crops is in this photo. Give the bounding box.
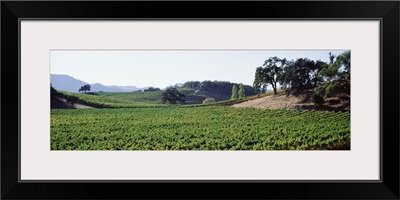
[60,88,208,108]
[51,106,350,150]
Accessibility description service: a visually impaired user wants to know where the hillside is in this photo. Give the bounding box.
[232,90,350,111]
[51,80,258,109]
[51,86,106,109]
[55,88,223,108]
[51,87,75,109]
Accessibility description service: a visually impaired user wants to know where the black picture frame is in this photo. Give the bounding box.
[1,1,399,199]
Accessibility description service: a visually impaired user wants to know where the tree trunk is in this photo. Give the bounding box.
[272,81,277,94]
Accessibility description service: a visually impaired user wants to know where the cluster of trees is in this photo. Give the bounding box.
[182,80,255,96]
[161,88,186,104]
[143,87,161,92]
[253,51,350,104]
[230,84,246,100]
[78,84,91,93]
[313,51,350,99]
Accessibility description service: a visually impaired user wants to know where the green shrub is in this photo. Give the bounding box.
[202,98,216,104]
[325,81,343,97]
[314,81,349,98]
[311,93,324,107]
[314,84,326,97]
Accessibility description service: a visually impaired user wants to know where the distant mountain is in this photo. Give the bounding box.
[90,83,141,92]
[51,74,142,92]
[51,74,87,92]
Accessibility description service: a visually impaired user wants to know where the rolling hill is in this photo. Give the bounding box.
[51,74,143,92]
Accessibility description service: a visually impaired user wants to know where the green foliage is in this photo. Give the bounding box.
[311,60,327,86]
[319,51,350,83]
[144,87,160,92]
[183,80,256,97]
[271,51,350,98]
[51,107,350,150]
[336,50,351,81]
[238,83,246,98]
[78,84,91,93]
[280,58,317,91]
[182,81,201,90]
[230,85,238,100]
[314,81,350,98]
[325,81,344,97]
[314,84,326,97]
[59,91,163,108]
[161,88,186,104]
[59,88,232,108]
[202,98,216,104]
[252,52,349,96]
[253,57,286,94]
[311,93,324,107]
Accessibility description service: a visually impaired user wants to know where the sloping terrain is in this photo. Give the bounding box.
[51,87,105,109]
[55,88,239,108]
[51,96,75,109]
[233,90,350,111]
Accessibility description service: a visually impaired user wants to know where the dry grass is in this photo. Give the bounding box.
[232,89,350,111]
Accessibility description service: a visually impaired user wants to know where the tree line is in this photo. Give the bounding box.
[253,51,350,104]
[182,80,255,97]
[71,51,350,107]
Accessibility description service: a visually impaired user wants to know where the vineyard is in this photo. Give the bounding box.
[60,88,209,108]
[51,106,350,150]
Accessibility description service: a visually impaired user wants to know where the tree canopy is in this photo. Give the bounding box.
[182,80,256,97]
[78,84,91,93]
[279,58,317,91]
[252,51,350,100]
[161,88,186,104]
[144,87,160,92]
[230,85,238,100]
[253,57,287,94]
[315,51,351,98]
[238,83,246,98]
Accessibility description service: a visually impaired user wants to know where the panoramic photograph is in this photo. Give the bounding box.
[50,50,350,150]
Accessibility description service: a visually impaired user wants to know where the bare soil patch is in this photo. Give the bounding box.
[233,90,350,111]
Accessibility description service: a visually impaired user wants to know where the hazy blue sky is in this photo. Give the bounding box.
[51,50,346,88]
